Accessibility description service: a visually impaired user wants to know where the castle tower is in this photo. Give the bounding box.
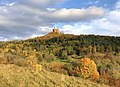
[53,27,60,34]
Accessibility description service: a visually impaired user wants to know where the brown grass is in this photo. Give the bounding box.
[0,64,108,87]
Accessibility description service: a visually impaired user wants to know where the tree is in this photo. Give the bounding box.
[92,46,97,53]
[61,51,68,60]
[89,46,92,54]
[74,58,99,80]
[43,52,56,62]
[36,53,43,62]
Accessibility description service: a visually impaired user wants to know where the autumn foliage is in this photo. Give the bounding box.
[74,58,99,80]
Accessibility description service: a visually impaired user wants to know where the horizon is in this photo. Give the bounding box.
[0,0,120,41]
[0,28,119,42]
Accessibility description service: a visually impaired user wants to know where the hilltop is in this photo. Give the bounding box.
[33,28,63,40]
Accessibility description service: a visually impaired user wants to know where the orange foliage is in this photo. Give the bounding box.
[75,58,99,80]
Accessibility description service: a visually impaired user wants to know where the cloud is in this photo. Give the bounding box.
[0,37,8,41]
[20,0,65,8]
[1,0,120,41]
[62,18,120,36]
[0,0,105,41]
[47,6,105,22]
[115,0,120,9]
[59,0,120,36]
[61,3,120,36]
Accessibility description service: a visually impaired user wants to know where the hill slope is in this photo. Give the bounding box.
[0,31,120,87]
[0,64,108,87]
[33,29,62,39]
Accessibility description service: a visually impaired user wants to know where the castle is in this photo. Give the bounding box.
[52,27,61,34]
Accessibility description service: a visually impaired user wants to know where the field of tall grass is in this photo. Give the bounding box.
[0,64,108,87]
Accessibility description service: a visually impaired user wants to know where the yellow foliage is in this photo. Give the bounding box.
[25,55,42,71]
[75,58,99,80]
[34,64,42,71]
[90,70,99,80]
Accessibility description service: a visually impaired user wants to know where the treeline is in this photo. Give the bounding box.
[0,34,120,62]
[27,34,120,56]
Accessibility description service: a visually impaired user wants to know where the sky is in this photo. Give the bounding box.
[0,0,120,41]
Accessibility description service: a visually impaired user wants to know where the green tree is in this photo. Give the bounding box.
[61,51,68,60]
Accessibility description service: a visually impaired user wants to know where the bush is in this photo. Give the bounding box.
[43,53,56,62]
[67,56,73,63]
[13,57,27,66]
[0,56,8,64]
[36,53,43,62]
[4,53,14,64]
[49,62,64,73]
[64,64,74,76]
[61,51,68,60]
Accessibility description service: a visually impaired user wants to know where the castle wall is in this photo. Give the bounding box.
[53,28,60,34]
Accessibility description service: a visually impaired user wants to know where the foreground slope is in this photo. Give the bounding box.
[0,64,108,87]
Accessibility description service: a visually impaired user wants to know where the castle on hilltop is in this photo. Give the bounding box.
[53,27,61,34]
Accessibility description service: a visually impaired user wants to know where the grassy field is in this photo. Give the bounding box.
[0,64,109,87]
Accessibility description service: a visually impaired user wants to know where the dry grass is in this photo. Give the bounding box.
[0,64,108,87]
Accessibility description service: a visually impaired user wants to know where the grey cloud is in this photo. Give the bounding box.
[0,0,105,41]
[47,7,105,22]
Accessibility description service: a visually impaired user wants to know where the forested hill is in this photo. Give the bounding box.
[1,33,120,55]
[0,32,120,86]
[26,34,120,55]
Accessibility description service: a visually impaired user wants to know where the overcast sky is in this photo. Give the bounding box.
[0,0,120,41]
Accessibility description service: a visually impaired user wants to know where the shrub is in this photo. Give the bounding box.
[43,53,56,62]
[64,64,74,76]
[13,57,27,66]
[49,62,64,73]
[4,53,14,64]
[61,51,68,60]
[67,56,73,63]
[25,56,42,71]
[36,53,43,62]
[0,56,8,64]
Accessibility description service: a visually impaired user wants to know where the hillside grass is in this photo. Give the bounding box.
[0,64,109,87]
